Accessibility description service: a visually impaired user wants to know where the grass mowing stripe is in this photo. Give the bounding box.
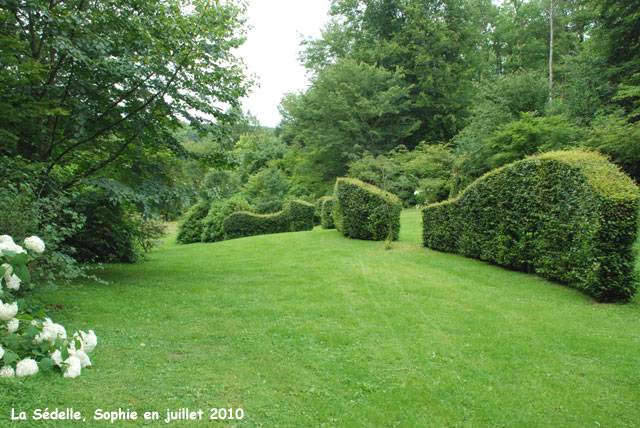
[1,210,639,426]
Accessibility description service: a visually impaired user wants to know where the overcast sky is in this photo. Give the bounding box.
[235,0,332,128]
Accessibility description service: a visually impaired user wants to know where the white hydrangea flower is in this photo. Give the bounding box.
[50,349,63,367]
[6,274,20,291]
[0,346,4,360]
[0,365,15,378]
[15,358,39,377]
[7,318,19,334]
[63,356,82,379]
[0,300,18,321]
[34,318,67,345]
[0,240,25,255]
[2,263,13,276]
[77,330,98,353]
[0,235,14,245]
[70,349,91,368]
[24,236,45,254]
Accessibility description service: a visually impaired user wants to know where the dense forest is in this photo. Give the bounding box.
[1,0,639,273]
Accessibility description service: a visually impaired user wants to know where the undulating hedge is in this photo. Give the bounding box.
[176,200,209,244]
[319,196,335,229]
[223,200,314,240]
[333,178,402,241]
[422,150,640,302]
[201,197,253,243]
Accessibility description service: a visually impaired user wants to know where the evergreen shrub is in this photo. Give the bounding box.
[422,150,640,302]
[201,197,253,243]
[320,196,335,229]
[333,178,402,241]
[223,200,314,240]
[176,201,210,244]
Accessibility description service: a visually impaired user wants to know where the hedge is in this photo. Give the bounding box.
[201,197,253,243]
[333,178,402,241]
[319,196,335,229]
[176,200,210,244]
[422,150,640,302]
[223,200,314,240]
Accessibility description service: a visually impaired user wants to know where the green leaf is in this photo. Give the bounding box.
[39,357,56,372]
[3,351,19,365]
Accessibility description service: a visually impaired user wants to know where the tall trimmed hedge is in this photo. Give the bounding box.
[223,200,314,240]
[333,178,402,241]
[319,196,335,229]
[422,150,640,302]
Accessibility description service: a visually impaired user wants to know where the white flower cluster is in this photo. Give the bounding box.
[0,300,18,320]
[50,330,98,378]
[34,318,67,345]
[0,234,97,379]
[0,235,26,255]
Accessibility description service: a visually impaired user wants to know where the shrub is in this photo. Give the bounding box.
[422,150,640,302]
[176,201,210,244]
[201,197,253,243]
[313,198,324,225]
[65,190,138,263]
[347,144,453,206]
[319,196,335,229]
[333,178,402,241]
[1,235,98,379]
[240,166,291,213]
[223,200,314,240]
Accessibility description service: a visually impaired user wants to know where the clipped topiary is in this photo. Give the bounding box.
[333,178,402,241]
[319,196,335,229]
[223,200,314,240]
[176,201,210,244]
[201,197,253,243]
[422,150,640,302]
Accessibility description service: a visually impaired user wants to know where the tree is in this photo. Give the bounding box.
[0,0,250,191]
[279,58,420,184]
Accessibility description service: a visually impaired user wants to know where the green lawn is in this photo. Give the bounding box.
[2,209,639,426]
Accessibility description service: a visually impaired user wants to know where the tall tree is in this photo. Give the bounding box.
[0,0,250,191]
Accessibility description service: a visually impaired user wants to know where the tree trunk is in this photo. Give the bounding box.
[549,0,554,104]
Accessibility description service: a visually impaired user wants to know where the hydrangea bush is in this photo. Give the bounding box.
[0,235,97,378]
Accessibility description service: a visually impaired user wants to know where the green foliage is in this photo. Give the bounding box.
[232,130,291,180]
[313,198,324,225]
[347,144,454,206]
[201,197,253,243]
[452,70,549,186]
[0,0,250,191]
[320,196,335,229]
[65,190,160,263]
[200,169,242,203]
[222,200,314,240]
[422,150,640,302]
[240,166,291,214]
[176,201,210,245]
[279,58,421,183]
[584,110,640,183]
[485,113,582,169]
[333,178,402,241]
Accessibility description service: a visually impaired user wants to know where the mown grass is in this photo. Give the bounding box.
[2,209,639,426]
